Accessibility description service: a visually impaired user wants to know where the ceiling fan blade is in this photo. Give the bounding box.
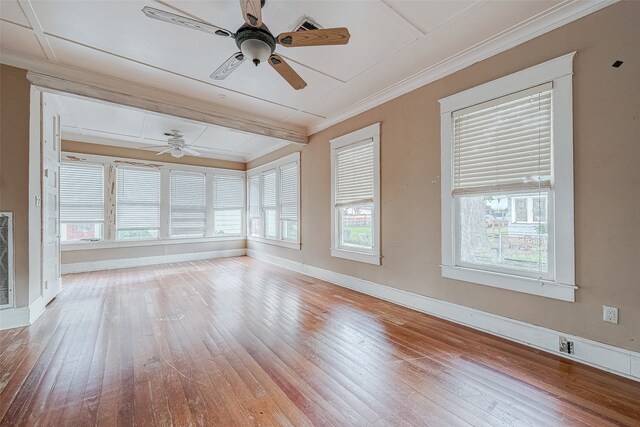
[142,7,234,38]
[239,0,262,28]
[210,52,245,80]
[268,55,307,90]
[182,147,201,156]
[156,147,173,155]
[276,27,350,47]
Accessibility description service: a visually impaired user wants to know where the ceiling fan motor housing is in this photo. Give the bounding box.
[235,24,276,66]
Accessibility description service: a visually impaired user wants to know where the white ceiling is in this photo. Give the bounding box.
[1,0,611,137]
[54,93,289,162]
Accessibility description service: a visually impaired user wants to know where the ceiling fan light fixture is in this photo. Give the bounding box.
[171,147,184,158]
[240,38,272,66]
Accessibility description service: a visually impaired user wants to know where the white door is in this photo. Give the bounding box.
[42,94,62,304]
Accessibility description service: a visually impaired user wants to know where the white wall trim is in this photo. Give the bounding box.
[308,0,616,135]
[28,295,47,324]
[0,50,306,144]
[247,250,640,382]
[0,306,30,330]
[61,248,246,274]
[0,295,48,330]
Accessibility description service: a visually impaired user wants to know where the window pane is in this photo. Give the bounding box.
[265,208,277,238]
[60,164,104,223]
[281,220,297,241]
[339,204,373,251]
[116,167,160,240]
[248,175,261,236]
[61,223,103,242]
[458,193,549,274]
[117,229,159,240]
[170,171,206,237]
[215,209,242,236]
[60,163,104,243]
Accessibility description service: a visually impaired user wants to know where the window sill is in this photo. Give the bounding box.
[441,265,575,302]
[331,248,380,265]
[247,236,300,250]
[61,236,245,251]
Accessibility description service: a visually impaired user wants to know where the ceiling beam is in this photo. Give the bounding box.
[5,53,307,144]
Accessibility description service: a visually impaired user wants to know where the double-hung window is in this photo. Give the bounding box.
[246,152,300,248]
[330,123,380,265]
[263,170,277,239]
[170,171,206,238]
[279,162,299,242]
[248,175,261,237]
[116,167,161,240]
[213,175,244,237]
[60,163,104,242]
[439,53,575,301]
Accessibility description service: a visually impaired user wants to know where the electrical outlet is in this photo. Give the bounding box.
[559,337,574,354]
[603,305,619,324]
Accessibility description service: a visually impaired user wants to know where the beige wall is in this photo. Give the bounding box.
[0,65,30,307]
[248,2,640,352]
[62,140,245,171]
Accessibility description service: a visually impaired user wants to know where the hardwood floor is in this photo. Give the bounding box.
[1,257,638,426]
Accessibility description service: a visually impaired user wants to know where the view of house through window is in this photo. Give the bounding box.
[458,192,549,274]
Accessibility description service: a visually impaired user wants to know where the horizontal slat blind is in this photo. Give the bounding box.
[280,162,298,221]
[262,170,276,208]
[60,163,104,222]
[248,175,260,218]
[452,83,552,195]
[170,171,206,237]
[214,175,243,209]
[335,140,374,206]
[116,167,160,230]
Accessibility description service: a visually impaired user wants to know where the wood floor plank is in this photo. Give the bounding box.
[1,256,639,426]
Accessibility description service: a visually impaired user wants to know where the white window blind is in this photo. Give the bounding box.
[335,140,375,207]
[262,170,277,238]
[170,171,206,237]
[213,175,243,236]
[262,170,277,208]
[280,163,298,222]
[60,163,104,223]
[248,175,260,236]
[248,175,260,218]
[116,167,160,238]
[280,162,298,241]
[452,83,552,195]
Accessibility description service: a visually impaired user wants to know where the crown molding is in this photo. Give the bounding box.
[0,50,308,144]
[308,0,617,135]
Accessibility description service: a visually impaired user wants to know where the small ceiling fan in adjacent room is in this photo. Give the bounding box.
[142,0,351,90]
[146,130,201,158]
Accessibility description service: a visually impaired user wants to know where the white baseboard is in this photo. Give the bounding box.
[0,295,48,330]
[0,306,30,330]
[247,250,640,382]
[28,295,47,324]
[62,249,247,274]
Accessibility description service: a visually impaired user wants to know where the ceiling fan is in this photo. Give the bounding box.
[147,130,201,158]
[142,0,351,90]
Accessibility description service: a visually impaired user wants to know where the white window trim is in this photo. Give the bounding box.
[246,152,301,250]
[60,152,245,249]
[330,123,381,265]
[438,52,576,302]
